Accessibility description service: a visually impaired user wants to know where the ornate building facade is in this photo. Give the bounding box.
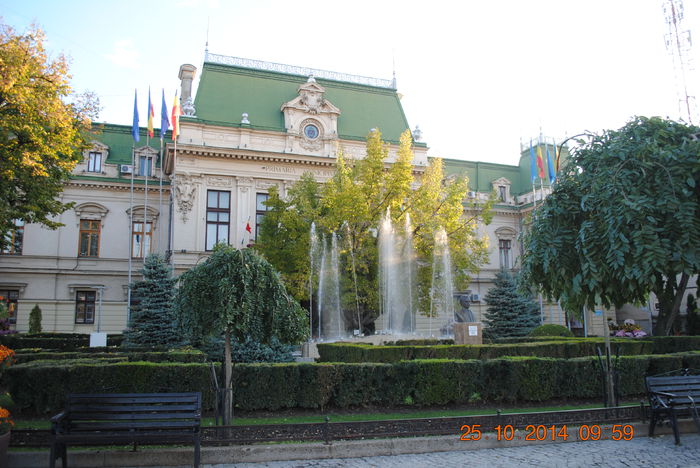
[1,53,618,336]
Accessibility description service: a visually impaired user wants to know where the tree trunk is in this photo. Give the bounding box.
[653,273,690,336]
[223,331,233,425]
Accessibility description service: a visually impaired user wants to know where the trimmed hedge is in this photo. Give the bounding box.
[7,352,700,414]
[317,336,700,363]
[14,350,206,364]
[317,340,657,363]
[0,333,123,350]
[7,361,213,414]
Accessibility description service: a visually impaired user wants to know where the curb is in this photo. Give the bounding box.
[8,420,696,468]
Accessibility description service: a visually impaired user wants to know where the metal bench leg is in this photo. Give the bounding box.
[194,436,201,468]
[649,411,657,437]
[669,408,681,445]
[49,441,56,468]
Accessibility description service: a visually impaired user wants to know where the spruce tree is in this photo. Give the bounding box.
[123,254,181,348]
[483,270,540,339]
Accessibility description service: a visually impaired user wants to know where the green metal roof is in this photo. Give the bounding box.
[192,62,419,145]
[91,123,166,166]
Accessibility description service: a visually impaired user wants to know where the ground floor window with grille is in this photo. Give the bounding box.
[206,190,230,250]
[79,219,100,257]
[0,290,19,324]
[75,291,96,324]
[132,221,152,258]
[499,239,511,269]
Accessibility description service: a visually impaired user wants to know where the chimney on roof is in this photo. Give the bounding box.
[178,64,197,116]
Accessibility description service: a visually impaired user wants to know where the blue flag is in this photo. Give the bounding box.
[529,139,537,183]
[546,142,556,184]
[160,89,170,140]
[131,89,140,142]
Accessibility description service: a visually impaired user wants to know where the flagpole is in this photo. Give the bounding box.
[127,89,139,325]
[159,136,164,254]
[127,142,135,323]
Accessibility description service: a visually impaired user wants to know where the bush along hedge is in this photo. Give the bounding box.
[7,352,700,414]
[317,336,700,363]
[0,333,123,350]
[316,340,657,363]
[13,350,206,364]
[7,361,214,414]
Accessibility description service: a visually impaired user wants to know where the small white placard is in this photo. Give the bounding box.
[353,329,361,336]
[468,326,478,336]
[89,332,107,347]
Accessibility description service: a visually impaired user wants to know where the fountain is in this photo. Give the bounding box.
[316,232,345,340]
[310,219,455,341]
[378,209,416,335]
[429,228,455,337]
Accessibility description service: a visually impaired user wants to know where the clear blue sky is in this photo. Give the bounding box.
[2,0,698,165]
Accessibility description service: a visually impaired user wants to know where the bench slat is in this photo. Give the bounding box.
[68,420,200,431]
[68,412,199,421]
[69,403,200,412]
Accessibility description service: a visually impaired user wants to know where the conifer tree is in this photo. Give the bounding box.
[123,254,181,348]
[483,270,539,339]
[28,305,42,334]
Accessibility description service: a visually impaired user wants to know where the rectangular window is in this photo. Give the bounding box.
[1,219,24,255]
[498,185,507,202]
[499,239,511,269]
[78,219,100,257]
[0,290,19,324]
[139,155,153,177]
[206,190,230,251]
[75,290,96,324]
[87,152,102,172]
[255,193,270,240]
[131,221,152,258]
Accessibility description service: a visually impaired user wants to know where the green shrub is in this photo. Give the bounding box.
[28,305,42,334]
[529,324,574,337]
[8,352,699,415]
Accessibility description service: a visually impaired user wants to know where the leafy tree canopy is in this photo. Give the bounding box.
[256,129,493,331]
[0,23,98,249]
[521,117,700,335]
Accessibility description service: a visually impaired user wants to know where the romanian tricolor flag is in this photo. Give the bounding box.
[536,144,545,179]
[171,93,181,142]
[147,88,155,138]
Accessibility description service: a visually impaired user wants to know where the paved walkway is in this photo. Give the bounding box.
[210,433,700,468]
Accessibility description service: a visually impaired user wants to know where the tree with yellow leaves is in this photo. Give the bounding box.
[0,23,97,250]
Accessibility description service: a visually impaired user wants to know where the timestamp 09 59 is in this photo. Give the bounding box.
[459,424,635,442]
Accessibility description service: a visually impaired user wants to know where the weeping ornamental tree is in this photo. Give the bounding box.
[175,246,308,423]
[521,117,700,336]
[482,270,539,339]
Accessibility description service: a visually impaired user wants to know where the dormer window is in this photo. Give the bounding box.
[87,152,102,172]
[491,177,512,204]
[138,155,153,176]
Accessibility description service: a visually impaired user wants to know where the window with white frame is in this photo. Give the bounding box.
[499,239,512,269]
[87,151,102,172]
[1,219,24,255]
[206,190,230,250]
[138,155,153,177]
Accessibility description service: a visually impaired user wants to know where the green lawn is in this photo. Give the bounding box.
[16,401,637,430]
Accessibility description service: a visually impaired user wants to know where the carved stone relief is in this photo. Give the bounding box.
[175,174,200,222]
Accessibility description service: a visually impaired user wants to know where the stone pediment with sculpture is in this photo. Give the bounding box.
[281,77,340,153]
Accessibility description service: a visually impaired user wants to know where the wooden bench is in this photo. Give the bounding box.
[50,392,201,468]
[645,369,700,444]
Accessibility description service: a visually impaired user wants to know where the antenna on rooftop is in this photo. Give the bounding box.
[205,17,210,55]
[391,49,397,89]
[663,0,697,124]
